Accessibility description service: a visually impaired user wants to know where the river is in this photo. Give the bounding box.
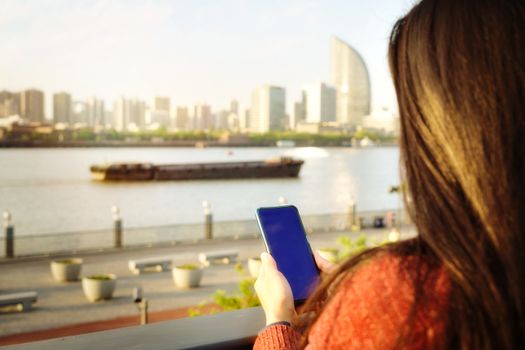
[0,147,401,236]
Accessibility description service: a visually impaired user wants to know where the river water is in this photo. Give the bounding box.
[0,147,401,236]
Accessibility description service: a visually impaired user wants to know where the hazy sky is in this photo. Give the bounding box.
[0,0,415,118]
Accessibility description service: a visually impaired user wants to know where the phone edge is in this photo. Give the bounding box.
[255,205,320,305]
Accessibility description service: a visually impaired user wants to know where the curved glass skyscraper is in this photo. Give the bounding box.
[330,36,371,127]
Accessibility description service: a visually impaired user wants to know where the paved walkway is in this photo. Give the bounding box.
[0,227,414,345]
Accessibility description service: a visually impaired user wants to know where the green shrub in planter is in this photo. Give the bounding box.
[55,259,78,264]
[87,275,114,281]
[177,264,199,270]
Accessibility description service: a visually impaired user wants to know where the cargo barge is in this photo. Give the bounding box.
[90,157,304,181]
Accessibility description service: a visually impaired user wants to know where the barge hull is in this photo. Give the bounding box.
[90,158,303,181]
[154,163,301,180]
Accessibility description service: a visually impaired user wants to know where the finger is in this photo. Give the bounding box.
[260,252,277,269]
[256,253,268,279]
[254,275,261,293]
[314,250,336,273]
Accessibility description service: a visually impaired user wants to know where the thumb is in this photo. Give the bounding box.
[314,250,336,273]
[260,252,277,269]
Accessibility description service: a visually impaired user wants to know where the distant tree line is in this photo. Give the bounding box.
[0,124,398,147]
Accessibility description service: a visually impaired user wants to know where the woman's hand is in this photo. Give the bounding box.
[254,250,338,326]
[254,252,296,325]
[313,250,337,274]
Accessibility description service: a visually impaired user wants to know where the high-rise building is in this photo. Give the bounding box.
[227,112,240,132]
[0,90,20,118]
[242,108,250,131]
[362,108,400,136]
[104,110,113,129]
[216,110,230,130]
[113,97,146,131]
[53,92,72,124]
[304,82,336,123]
[330,36,371,128]
[154,96,170,113]
[151,97,170,128]
[86,97,105,127]
[293,91,307,129]
[72,101,87,125]
[113,97,130,131]
[230,100,239,115]
[20,89,45,123]
[250,85,286,133]
[175,107,189,130]
[193,104,213,130]
[130,99,146,128]
[148,110,170,128]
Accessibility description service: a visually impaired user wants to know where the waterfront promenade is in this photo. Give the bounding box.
[0,227,414,345]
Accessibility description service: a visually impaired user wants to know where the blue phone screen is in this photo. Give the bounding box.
[257,206,320,301]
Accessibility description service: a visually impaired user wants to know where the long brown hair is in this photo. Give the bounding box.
[301,0,525,348]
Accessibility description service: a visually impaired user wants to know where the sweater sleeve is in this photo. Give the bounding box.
[253,323,301,350]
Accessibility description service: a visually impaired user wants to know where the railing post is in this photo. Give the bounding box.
[133,287,148,325]
[140,300,149,325]
[202,201,213,240]
[3,211,14,258]
[386,211,396,228]
[347,198,357,231]
[112,206,122,248]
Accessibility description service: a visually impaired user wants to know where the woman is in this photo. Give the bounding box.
[254,0,525,349]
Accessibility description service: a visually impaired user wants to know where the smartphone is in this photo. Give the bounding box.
[256,205,320,304]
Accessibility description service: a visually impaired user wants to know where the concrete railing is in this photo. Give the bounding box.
[3,307,266,350]
[1,209,404,258]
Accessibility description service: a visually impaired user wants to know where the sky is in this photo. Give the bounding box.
[0,0,416,119]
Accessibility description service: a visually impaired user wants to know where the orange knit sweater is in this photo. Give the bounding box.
[254,254,450,349]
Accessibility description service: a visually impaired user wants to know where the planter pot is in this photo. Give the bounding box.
[248,257,262,278]
[317,248,339,263]
[50,258,83,282]
[82,274,117,302]
[172,265,203,288]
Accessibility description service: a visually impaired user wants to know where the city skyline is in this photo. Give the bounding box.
[0,36,384,131]
[0,0,414,119]
[0,35,378,132]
